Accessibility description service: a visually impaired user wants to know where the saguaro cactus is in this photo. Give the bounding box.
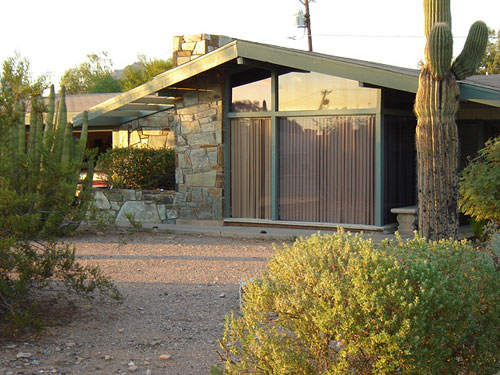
[414,0,488,240]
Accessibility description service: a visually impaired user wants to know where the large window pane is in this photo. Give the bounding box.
[231,77,271,112]
[230,118,272,219]
[279,72,378,111]
[279,116,375,225]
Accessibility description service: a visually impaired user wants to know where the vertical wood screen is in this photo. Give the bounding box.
[279,116,376,225]
[230,118,272,219]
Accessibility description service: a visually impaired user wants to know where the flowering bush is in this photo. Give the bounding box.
[220,231,500,375]
[97,147,175,190]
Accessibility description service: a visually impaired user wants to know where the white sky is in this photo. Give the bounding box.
[1,0,499,86]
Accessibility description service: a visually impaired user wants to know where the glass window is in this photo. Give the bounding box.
[279,115,376,225]
[279,72,378,111]
[231,77,271,113]
[230,118,272,219]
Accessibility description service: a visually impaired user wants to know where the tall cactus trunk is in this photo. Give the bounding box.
[414,0,488,240]
[414,69,459,239]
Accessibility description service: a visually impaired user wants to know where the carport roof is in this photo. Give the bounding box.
[73,39,500,127]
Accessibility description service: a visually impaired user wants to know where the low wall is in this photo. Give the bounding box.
[92,189,179,226]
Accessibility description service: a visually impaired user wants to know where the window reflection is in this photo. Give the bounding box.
[279,72,377,111]
[231,77,271,112]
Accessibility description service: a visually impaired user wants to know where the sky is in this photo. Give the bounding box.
[1,0,499,87]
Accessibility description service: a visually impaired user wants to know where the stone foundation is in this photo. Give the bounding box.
[92,189,178,226]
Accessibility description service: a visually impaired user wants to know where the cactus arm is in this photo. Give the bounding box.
[424,0,451,39]
[451,21,489,80]
[45,84,55,134]
[28,98,38,159]
[61,120,72,164]
[427,22,453,80]
[17,102,26,155]
[78,111,89,159]
[54,86,67,161]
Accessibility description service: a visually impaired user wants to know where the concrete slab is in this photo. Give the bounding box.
[140,223,410,244]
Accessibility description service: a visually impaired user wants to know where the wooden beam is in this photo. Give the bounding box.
[102,110,142,118]
[132,97,175,105]
[120,103,171,111]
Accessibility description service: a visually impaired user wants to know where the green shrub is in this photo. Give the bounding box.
[459,136,500,225]
[221,231,500,375]
[97,147,175,190]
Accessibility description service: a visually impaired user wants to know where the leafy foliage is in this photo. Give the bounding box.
[0,55,120,333]
[459,136,500,225]
[97,147,175,190]
[60,52,121,94]
[221,231,500,375]
[478,28,500,75]
[119,55,172,91]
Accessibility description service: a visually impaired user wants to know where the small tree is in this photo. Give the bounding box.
[60,52,121,94]
[120,55,172,91]
[479,29,500,75]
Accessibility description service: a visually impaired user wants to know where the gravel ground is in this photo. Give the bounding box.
[0,232,285,375]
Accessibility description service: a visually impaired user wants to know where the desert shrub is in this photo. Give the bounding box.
[459,135,500,226]
[97,147,175,190]
[221,231,500,375]
[0,55,120,334]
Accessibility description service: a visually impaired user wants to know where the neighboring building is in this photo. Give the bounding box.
[64,93,119,153]
[26,93,120,154]
[73,34,500,230]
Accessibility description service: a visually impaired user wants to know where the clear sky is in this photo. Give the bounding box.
[1,0,499,86]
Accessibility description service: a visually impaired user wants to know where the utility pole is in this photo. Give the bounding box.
[304,0,313,51]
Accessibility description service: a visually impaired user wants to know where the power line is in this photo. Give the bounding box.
[314,33,498,39]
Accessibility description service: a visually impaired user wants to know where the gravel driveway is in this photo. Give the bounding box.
[0,232,284,375]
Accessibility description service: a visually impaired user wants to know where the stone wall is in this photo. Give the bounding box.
[112,111,176,149]
[92,189,178,226]
[173,34,233,67]
[173,73,225,222]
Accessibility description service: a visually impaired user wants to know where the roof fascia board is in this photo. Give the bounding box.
[73,41,239,126]
[234,40,419,93]
[458,82,500,102]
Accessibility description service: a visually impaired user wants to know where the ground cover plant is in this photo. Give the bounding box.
[0,55,120,334]
[220,231,500,375]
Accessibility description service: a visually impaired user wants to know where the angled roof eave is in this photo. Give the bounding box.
[234,39,420,93]
[73,41,240,126]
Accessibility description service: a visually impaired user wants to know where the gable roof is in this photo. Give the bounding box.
[73,39,500,126]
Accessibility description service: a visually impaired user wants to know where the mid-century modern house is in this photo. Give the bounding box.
[73,34,500,231]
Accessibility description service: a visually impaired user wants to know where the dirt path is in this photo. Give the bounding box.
[0,232,283,375]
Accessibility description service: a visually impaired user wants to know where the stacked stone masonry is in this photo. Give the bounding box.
[173,34,233,67]
[173,73,225,222]
[92,189,178,226]
[112,111,176,149]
